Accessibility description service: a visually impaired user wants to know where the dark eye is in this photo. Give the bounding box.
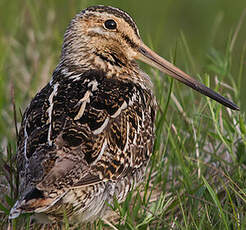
[104,19,117,30]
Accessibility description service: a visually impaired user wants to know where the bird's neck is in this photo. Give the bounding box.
[54,53,153,92]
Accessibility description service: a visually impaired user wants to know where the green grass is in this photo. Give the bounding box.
[0,0,246,229]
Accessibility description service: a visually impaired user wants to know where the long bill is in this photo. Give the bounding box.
[135,43,239,111]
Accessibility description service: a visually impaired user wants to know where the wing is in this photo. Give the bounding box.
[15,68,156,210]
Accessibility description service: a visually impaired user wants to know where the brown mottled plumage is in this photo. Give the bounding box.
[9,5,238,225]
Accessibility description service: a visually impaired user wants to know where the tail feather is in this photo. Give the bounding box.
[9,188,54,219]
[9,200,22,219]
[9,188,66,220]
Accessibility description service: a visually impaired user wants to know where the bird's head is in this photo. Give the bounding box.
[60,6,143,72]
[59,5,239,110]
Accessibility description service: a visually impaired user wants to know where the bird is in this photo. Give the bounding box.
[9,5,239,225]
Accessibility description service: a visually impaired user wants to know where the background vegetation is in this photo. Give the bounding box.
[0,0,246,229]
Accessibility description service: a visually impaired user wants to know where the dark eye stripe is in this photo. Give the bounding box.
[121,34,137,49]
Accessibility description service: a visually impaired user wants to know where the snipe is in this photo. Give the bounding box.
[9,5,239,224]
